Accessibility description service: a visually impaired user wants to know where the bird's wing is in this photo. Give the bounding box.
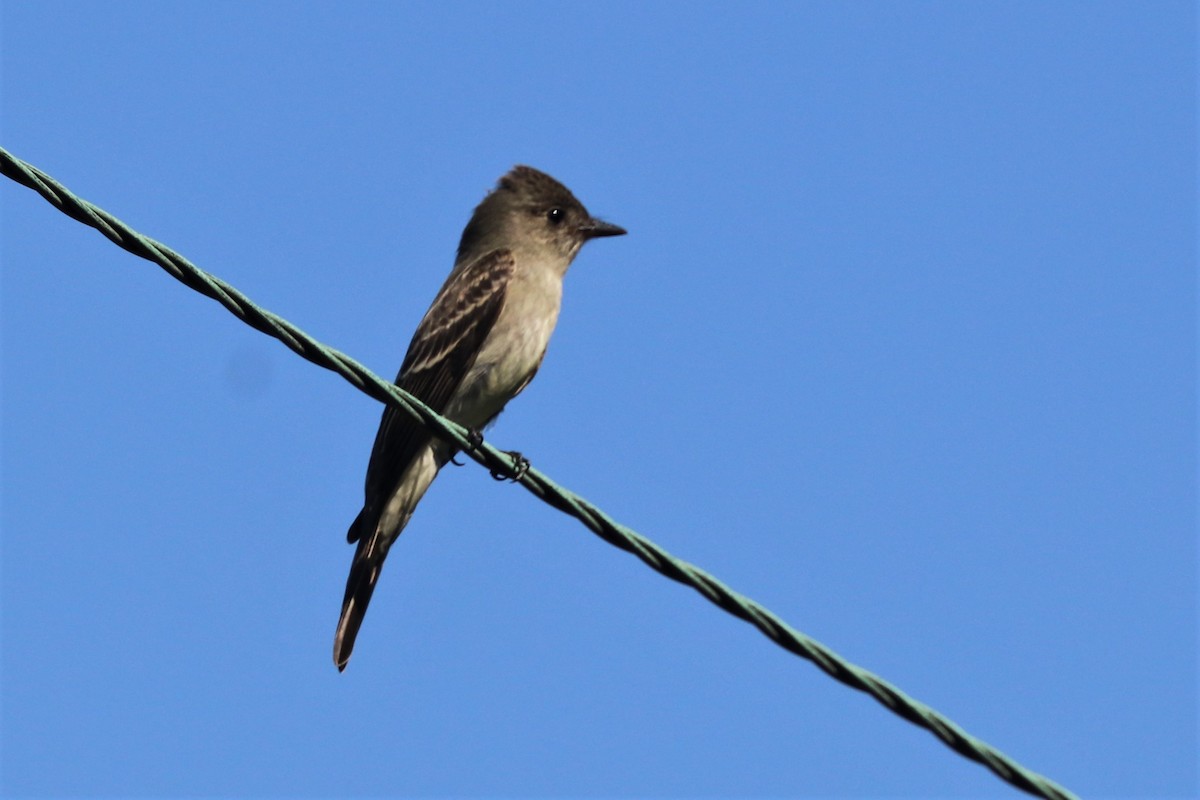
[349,248,515,543]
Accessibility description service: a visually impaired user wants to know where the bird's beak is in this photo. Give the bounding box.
[579,218,627,239]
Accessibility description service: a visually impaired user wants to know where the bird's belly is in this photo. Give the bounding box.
[445,309,557,430]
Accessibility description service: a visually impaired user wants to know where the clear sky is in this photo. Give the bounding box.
[1,3,1195,798]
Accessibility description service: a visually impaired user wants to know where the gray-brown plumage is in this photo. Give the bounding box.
[335,166,624,671]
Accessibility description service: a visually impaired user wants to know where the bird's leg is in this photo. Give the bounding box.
[490,451,530,482]
[453,428,528,480]
[450,428,486,467]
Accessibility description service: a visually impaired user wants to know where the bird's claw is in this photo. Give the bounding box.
[450,429,484,467]
[490,451,530,482]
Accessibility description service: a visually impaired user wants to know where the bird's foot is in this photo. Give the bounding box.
[490,451,530,482]
[450,429,485,467]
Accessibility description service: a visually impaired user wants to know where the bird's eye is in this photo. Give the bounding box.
[546,207,565,225]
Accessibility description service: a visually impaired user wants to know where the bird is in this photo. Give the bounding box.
[334,165,625,670]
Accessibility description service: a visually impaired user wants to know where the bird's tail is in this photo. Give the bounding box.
[334,448,444,671]
[333,529,383,672]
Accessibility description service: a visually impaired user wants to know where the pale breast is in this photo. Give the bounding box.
[444,266,563,430]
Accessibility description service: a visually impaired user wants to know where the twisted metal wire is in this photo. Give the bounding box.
[1,146,1078,800]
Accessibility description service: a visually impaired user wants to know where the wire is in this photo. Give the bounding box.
[1,146,1079,800]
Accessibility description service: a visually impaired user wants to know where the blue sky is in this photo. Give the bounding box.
[1,2,1194,798]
